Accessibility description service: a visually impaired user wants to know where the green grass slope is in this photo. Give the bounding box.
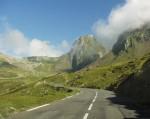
[0,53,74,118]
[44,53,150,106]
[25,54,71,75]
[43,26,150,106]
[115,53,150,104]
[0,77,74,118]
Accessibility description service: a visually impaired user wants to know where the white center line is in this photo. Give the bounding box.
[83,91,98,119]
[92,98,96,103]
[95,92,98,97]
[92,91,98,103]
[88,103,93,111]
[83,113,89,119]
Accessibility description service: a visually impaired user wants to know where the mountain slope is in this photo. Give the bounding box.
[112,26,150,58]
[93,26,150,67]
[24,54,71,74]
[69,35,105,70]
[50,25,150,105]
[0,53,26,79]
[115,53,150,104]
[0,53,74,118]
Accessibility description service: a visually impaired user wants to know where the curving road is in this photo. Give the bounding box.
[8,89,150,119]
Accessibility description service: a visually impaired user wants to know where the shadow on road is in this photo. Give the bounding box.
[106,94,150,119]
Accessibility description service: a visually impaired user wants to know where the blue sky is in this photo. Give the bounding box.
[2,0,145,57]
[0,0,124,44]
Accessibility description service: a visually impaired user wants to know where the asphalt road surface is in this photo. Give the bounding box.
[8,89,150,119]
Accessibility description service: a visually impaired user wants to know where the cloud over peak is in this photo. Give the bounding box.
[93,0,150,49]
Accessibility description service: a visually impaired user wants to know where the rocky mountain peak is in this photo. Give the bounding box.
[70,35,105,70]
[112,26,150,56]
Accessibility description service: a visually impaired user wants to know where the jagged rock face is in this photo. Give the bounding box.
[70,35,105,70]
[112,27,150,56]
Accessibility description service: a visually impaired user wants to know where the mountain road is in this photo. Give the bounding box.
[8,89,150,119]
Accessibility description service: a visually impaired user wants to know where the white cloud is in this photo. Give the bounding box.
[93,0,150,49]
[0,28,29,56]
[0,26,70,57]
[29,39,63,57]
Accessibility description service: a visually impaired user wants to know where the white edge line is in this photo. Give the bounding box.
[83,113,89,119]
[67,96,73,99]
[27,104,50,112]
[76,93,80,96]
[62,92,80,100]
[27,92,80,112]
[61,98,66,101]
[61,92,80,101]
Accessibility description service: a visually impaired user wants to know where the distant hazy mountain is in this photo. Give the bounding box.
[0,52,16,63]
[24,54,71,73]
[0,53,26,79]
[0,52,71,79]
[69,35,105,70]
[24,56,59,62]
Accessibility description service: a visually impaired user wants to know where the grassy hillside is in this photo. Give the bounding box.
[0,52,71,81]
[115,53,150,104]
[0,53,74,118]
[43,52,150,105]
[44,58,137,89]
[25,54,71,75]
[0,76,74,118]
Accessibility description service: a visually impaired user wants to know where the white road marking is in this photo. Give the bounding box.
[27,104,50,112]
[76,93,80,96]
[83,91,98,119]
[88,91,98,111]
[62,98,66,100]
[27,94,75,112]
[83,113,89,119]
[61,92,80,101]
[88,103,93,111]
[27,92,81,112]
[67,96,73,99]
[92,98,96,103]
[92,92,97,102]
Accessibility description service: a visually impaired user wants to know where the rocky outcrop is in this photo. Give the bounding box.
[112,26,150,57]
[69,35,105,70]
